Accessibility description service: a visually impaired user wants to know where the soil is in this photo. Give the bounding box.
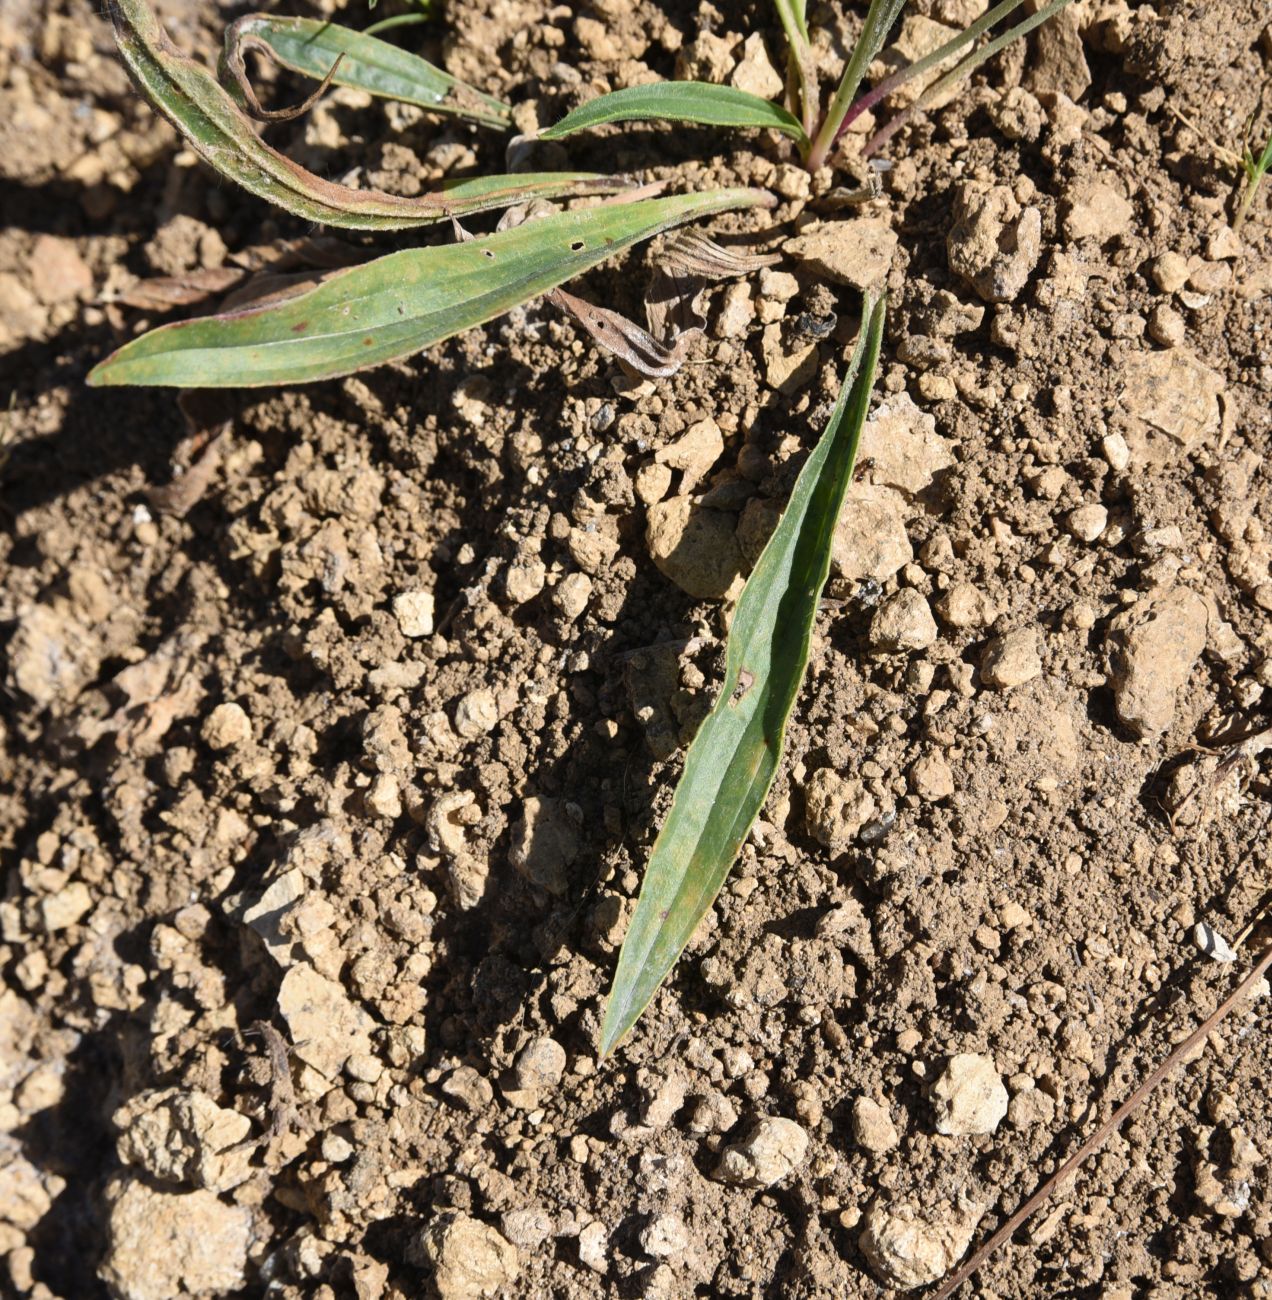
[2,0,1271,1297]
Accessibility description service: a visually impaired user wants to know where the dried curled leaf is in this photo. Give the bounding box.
[107,0,616,229]
[549,288,698,378]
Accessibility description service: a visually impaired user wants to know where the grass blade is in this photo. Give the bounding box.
[865,0,1075,156]
[832,0,1034,144]
[108,0,607,229]
[599,294,886,1058]
[540,82,808,147]
[224,15,510,129]
[87,188,772,388]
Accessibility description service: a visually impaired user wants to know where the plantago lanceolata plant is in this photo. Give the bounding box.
[88,0,1074,1059]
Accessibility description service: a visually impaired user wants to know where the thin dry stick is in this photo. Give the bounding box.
[932,944,1272,1300]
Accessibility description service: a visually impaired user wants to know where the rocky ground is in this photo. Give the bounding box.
[1,0,1271,1297]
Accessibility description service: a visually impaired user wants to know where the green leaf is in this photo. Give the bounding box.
[224,14,509,129]
[599,294,886,1059]
[87,188,772,388]
[107,0,607,229]
[540,82,809,147]
[865,0,1076,156]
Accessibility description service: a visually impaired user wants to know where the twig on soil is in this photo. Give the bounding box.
[931,942,1272,1300]
[249,1019,299,1142]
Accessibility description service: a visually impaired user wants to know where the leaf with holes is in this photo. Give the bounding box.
[600,294,886,1059]
[88,188,773,388]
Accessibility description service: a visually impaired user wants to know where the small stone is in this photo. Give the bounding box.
[858,394,955,498]
[114,1089,252,1192]
[503,558,546,605]
[6,604,100,706]
[1187,260,1232,294]
[1206,226,1242,260]
[804,769,877,850]
[1193,922,1236,963]
[639,1071,688,1129]
[454,688,499,739]
[989,85,1044,141]
[640,1213,690,1260]
[935,582,998,629]
[980,630,1042,690]
[1063,178,1134,243]
[760,322,818,393]
[729,32,783,99]
[552,572,592,621]
[452,376,493,428]
[716,1116,809,1188]
[513,1036,567,1091]
[201,702,252,751]
[392,589,435,637]
[276,964,374,1079]
[1147,303,1186,348]
[714,282,755,339]
[1106,587,1208,737]
[416,1212,519,1300]
[364,774,402,820]
[30,234,93,305]
[1066,503,1108,542]
[646,496,745,600]
[635,461,673,504]
[785,217,898,293]
[930,1053,1008,1136]
[38,882,92,933]
[909,752,955,803]
[852,1097,900,1154]
[654,418,724,492]
[870,589,937,652]
[1101,431,1131,472]
[100,1175,252,1300]
[509,797,580,896]
[1150,251,1191,293]
[859,1197,984,1289]
[500,1207,553,1250]
[947,183,1042,303]
[441,1066,494,1112]
[577,1220,609,1274]
[1025,4,1090,100]
[831,485,913,584]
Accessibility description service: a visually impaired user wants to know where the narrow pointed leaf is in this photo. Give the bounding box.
[866,0,1076,155]
[107,0,609,229]
[540,82,808,146]
[87,188,772,388]
[600,294,886,1059]
[224,15,510,129]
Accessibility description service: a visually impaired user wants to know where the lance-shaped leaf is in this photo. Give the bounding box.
[599,294,886,1059]
[107,0,611,229]
[540,82,809,147]
[223,14,510,129]
[87,187,772,388]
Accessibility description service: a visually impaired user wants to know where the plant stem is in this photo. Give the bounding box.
[805,0,906,171]
[773,0,818,140]
[1233,135,1272,232]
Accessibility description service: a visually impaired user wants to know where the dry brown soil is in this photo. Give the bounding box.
[1,0,1271,1297]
